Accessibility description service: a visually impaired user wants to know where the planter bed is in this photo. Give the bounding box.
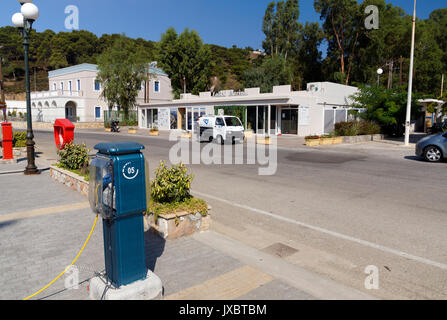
[50,165,89,196]
[145,208,211,240]
[306,134,384,146]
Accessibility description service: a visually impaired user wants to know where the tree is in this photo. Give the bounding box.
[293,22,324,89]
[96,35,148,119]
[158,28,213,97]
[413,20,444,96]
[244,56,293,93]
[36,30,56,70]
[429,8,447,73]
[262,0,300,60]
[350,85,423,136]
[314,0,364,85]
[352,1,409,86]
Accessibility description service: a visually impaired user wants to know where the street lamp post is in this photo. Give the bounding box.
[404,0,417,146]
[377,68,383,87]
[12,0,40,175]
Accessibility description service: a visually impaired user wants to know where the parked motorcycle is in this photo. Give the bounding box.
[111,120,120,132]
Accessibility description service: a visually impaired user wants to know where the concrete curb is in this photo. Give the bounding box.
[193,231,378,300]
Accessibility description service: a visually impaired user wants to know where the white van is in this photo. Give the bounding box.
[195,115,244,144]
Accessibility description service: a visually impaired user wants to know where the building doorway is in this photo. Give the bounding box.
[178,108,186,130]
[65,101,77,122]
[280,108,298,134]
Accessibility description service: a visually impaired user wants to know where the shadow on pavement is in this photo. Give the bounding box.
[385,133,428,144]
[404,156,425,162]
[0,220,17,230]
[144,231,166,272]
[404,155,447,163]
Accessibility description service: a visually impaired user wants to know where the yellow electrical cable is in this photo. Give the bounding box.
[24,214,99,300]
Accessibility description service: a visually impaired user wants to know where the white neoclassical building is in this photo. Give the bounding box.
[30,63,173,123]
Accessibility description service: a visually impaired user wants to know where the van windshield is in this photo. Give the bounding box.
[225,117,242,127]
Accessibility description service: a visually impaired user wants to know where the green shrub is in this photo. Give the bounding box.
[13,132,27,148]
[150,161,194,204]
[358,121,381,135]
[149,197,208,221]
[57,142,89,171]
[334,121,360,136]
[334,121,381,136]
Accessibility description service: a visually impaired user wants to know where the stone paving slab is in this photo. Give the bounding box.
[0,171,85,216]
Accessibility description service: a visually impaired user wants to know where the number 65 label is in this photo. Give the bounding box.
[122,162,139,180]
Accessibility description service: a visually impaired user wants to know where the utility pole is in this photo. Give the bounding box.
[387,60,394,89]
[441,74,444,97]
[405,0,417,146]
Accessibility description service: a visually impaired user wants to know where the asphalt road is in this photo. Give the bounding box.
[33,129,447,299]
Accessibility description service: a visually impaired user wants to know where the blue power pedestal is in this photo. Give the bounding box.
[89,142,150,288]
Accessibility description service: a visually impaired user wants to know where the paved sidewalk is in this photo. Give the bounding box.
[0,170,315,300]
[0,150,374,300]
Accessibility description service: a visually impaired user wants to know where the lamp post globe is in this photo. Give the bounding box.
[21,3,39,21]
[18,0,33,5]
[11,12,25,28]
[376,68,383,87]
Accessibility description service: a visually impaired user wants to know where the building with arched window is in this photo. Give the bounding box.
[30,63,172,123]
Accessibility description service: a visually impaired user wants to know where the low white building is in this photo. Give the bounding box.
[4,100,27,116]
[30,63,173,123]
[138,82,359,137]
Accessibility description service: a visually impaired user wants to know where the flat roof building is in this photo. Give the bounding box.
[138,82,359,137]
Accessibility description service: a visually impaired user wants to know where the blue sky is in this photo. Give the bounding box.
[1,0,445,49]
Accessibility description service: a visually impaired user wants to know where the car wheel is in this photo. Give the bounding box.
[424,146,443,162]
[215,135,223,145]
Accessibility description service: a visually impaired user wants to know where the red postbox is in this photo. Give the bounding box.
[53,119,75,150]
[1,123,14,160]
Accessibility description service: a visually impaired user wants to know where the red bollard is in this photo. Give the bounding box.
[53,119,75,150]
[1,123,13,160]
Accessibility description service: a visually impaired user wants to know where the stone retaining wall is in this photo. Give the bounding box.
[10,121,104,130]
[145,210,211,240]
[49,165,89,196]
[342,134,385,144]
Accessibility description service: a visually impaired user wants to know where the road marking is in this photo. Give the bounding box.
[0,202,90,224]
[164,265,274,300]
[193,191,447,271]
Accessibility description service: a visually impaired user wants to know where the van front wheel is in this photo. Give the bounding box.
[215,135,224,145]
